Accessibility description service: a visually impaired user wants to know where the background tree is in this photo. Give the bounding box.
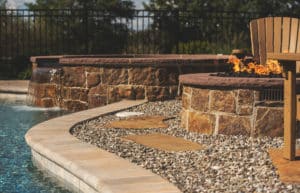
[26,0,135,54]
[0,0,6,8]
[143,0,300,54]
[26,0,134,16]
[144,0,300,14]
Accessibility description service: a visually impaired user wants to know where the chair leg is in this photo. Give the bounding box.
[297,95,300,121]
[297,95,300,140]
[283,63,297,161]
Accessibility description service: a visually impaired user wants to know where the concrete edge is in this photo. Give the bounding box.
[25,99,181,193]
[0,90,28,94]
[0,80,29,94]
[0,93,27,104]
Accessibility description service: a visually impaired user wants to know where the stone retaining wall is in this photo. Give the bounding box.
[27,55,228,111]
[181,86,285,137]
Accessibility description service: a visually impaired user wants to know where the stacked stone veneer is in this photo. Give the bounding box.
[27,55,228,111]
[28,66,179,111]
[180,73,300,137]
[181,86,284,137]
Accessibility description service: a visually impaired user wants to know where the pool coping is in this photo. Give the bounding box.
[25,99,181,193]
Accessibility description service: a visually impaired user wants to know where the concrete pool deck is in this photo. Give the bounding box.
[25,99,181,193]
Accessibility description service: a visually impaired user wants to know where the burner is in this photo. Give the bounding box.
[211,72,282,78]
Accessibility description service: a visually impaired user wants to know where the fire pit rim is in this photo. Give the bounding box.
[179,73,300,89]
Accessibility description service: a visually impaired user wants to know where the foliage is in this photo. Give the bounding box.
[143,0,300,53]
[0,0,6,8]
[17,68,32,80]
[11,56,31,79]
[143,0,300,15]
[26,0,134,12]
[174,41,219,54]
[26,0,135,19]
[174,37,251,55]
[0,55,30,80]
[26,0,135,54]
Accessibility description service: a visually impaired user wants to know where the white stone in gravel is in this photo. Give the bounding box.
[211,165,221,170]
[115,111,144,117]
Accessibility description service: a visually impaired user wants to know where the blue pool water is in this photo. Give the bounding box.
[0,101,71,193]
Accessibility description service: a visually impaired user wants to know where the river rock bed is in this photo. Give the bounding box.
[71,100,300,193]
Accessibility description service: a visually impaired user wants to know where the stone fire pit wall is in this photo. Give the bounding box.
[180,73,300,137]
[27,55,228,111]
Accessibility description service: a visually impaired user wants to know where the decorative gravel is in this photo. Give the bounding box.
[71,100,300,193]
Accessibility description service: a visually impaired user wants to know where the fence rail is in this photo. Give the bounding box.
[0,9,297,78]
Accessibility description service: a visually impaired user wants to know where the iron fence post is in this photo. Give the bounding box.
[84,9,89,54]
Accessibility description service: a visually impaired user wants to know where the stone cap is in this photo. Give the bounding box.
[31,54,230,67]
[30,55,64,63]
[179,73,300,89]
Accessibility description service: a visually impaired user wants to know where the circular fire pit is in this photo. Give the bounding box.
[179,73,300,137]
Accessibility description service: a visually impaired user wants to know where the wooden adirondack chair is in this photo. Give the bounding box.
[249,17,300,98]
[250,16,300,113]
[250,17,300,160]
[250,17,300,116]
[249,17,300,71]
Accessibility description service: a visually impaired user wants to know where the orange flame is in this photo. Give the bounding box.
[228,56,282,76]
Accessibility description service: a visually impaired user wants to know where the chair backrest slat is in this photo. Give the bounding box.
[250,20,259,62]
[282,17,291,52]
[273,17,282,54]
[297,22,300,53]
[289,18,299,53]
[250,17,300,65]
[257,19,267,63]
[265,17,274,53]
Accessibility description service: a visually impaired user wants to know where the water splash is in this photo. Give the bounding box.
[11,105,61,111]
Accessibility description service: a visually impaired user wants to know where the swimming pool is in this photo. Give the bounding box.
[0,100,71,193]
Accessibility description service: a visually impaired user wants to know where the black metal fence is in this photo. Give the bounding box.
[0,9,295,78]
